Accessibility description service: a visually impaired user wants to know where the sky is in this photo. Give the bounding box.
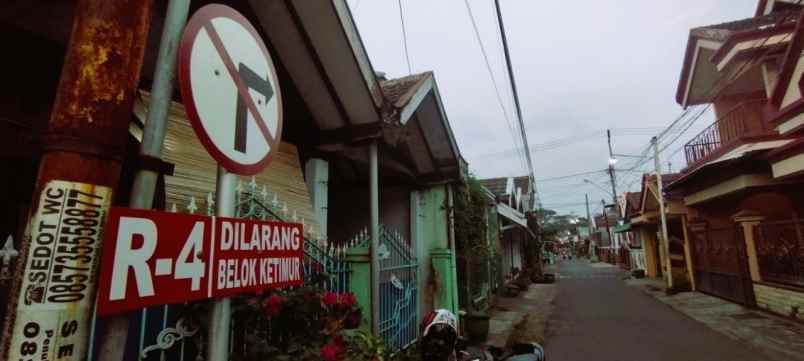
[348,0,757,216]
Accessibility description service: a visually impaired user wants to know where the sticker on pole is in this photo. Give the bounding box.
[8,180,112,361]
[178,4,283,175]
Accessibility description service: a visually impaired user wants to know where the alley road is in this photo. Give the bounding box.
[545,260,773,361]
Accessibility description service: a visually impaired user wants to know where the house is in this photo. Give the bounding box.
[666,0,804,317]
[479,176,537,279]
[0,0,467,357]
[613,192,644,270]
[629,173,691,290]
[592,207,620,264]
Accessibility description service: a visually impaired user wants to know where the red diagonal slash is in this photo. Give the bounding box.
[203,22,275,145]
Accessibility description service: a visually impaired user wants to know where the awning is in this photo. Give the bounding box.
[613,223,631,233]
[496,203,527,228]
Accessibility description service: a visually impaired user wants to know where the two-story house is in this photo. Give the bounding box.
[666,0,804,319]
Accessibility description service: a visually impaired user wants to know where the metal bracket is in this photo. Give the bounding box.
[140,318,199,359]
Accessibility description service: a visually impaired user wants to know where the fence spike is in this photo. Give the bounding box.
[249,176,257,192]
[0,235,18,267]
[187,196,198,214]
[170,203,178,213]
[282,202,288,217]
[261,185,268,201]
[292,210,298,222]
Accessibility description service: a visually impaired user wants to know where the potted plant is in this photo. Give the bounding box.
[464,310,491,343]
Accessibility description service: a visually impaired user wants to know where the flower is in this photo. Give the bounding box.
[303,289,317,303]
[339,293,357,309]
[345,310,362,329]
[322,292,339,307]
[320,342,343,361]
[263,294,285,318]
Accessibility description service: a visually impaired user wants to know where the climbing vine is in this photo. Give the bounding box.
[453,175,494,309]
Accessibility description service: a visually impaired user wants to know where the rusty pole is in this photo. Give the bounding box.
[0,1,153,360]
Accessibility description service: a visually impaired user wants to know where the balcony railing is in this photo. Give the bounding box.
[684,100,771,168]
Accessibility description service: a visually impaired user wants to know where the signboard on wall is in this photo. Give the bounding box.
[96,208,303,316]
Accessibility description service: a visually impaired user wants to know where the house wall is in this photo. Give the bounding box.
[713,95,766,145]
[328,185,412,243]
[413,186,458,321]
[640,226,661,278]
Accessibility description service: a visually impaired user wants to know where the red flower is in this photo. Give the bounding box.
[263,294,284,318]
[320,342,343,361]
[339,293,357,309]
[345,310,362,329]
[303,289,317,303]
[322,292,339,307]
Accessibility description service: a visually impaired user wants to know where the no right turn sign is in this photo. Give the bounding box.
[178,4,283,175]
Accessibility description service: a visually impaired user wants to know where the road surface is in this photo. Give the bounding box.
[545,260,773,361]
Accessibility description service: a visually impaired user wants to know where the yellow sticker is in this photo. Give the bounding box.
[9,180,112,361]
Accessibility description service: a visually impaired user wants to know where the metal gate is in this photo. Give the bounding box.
[378,226,419,350]
[688,222,755,306]
[87,179,352,361]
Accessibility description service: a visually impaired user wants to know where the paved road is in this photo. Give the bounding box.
[545,260,773,361]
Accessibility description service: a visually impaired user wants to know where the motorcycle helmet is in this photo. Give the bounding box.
[420,309,458,361]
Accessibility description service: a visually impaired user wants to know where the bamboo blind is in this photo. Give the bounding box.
[132,91,322,240]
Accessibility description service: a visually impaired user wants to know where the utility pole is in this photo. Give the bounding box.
[585,193,593,230]
[1,1,153,360]
[494,0,537,198]
[607,129,619,212]
[652,136,673,289]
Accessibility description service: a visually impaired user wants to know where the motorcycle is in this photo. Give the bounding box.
[420,309,545,361]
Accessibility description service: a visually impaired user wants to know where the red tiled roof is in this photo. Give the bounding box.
[379,72,432,109]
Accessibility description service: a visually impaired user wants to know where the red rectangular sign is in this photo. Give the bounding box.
[96,207,304,316]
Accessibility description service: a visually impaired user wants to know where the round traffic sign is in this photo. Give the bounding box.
[178,4,283,175]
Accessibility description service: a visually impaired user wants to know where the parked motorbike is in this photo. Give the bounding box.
[419,309,545,361]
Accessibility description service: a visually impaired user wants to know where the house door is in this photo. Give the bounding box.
[687,222,755,306]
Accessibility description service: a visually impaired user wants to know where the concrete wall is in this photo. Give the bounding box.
[754,283,804,321]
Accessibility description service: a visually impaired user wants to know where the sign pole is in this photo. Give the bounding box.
[0,1,152,360]
[98,1,190,360]
[208,166,236,360]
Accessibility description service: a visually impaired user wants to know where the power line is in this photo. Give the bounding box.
[535,169,607,182]
[397,0,411,75]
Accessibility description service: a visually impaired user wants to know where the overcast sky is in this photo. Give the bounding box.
[348,0,757,216]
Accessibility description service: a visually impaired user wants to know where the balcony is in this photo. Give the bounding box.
[683,100,773,169]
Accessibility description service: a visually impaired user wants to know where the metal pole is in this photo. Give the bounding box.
[607,129,619,213]
[585,194,593,230]
[369,141,380,335]
[652,136,673,288]
[1,1,153,360]
[208,166,236,360]
[98,1,190,359]
[603,203,612,263]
